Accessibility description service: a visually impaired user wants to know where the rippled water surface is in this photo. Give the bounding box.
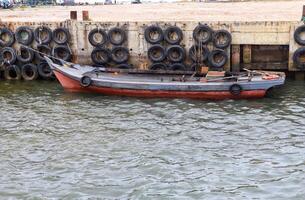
[0,80,305,199]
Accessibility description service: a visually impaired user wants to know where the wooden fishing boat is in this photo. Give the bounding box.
[45,57,285,100]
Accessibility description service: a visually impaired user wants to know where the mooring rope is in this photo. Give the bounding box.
[22,45,74,65]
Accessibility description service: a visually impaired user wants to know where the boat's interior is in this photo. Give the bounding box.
[81,67,251,83]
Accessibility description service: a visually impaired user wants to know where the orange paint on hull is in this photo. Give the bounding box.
[54,70,266,100]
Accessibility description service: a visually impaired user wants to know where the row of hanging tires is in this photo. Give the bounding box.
[0,26,70,46]
[0,26,72,80]
[293,25,305,69]
[147,45,228,70]
[1,63,53,81]
[144,24,231,48]
[87,27,131,68]
[144,24,231,71]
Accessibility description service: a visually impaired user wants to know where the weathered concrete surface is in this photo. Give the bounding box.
[0,1,303,22]
[0,1,304,71]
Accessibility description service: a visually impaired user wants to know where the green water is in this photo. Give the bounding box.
[0,80,304,199]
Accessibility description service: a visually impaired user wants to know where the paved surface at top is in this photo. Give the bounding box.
[0,0,304,22]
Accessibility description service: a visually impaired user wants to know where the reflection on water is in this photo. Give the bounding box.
[0,80,304,199]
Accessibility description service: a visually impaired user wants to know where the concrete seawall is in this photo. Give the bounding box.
[1,1,305,76]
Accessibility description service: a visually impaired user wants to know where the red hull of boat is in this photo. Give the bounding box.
[54,70,266,100]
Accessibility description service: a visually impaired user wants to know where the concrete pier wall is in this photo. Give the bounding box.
[1,1,304,73]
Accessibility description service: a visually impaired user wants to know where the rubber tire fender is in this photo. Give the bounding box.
[1,47,17,64]
[294,25,305,46]
[0,27,15,47]
[52,27,70,45]
[166,45,186,63]
[164,26,183,45]
[111,46,129,64]
[4,65,21,80]
[91,47,111,65]
[213,30,232,49]
[52,45,72,61]
[147,44,166,62]
[36,44,52,61]
[17,45,35,63]
[80,76,92,87]
[229,84,242,96]
[108,27,126,45]
[169,63,186,71]
[21,63,39,81]
[208,49,228,68]
[88,28,108,47]
[189,45,209,62]
[34,26,52,45]
[193,24,213,44]
[149,62,167,70]
[293,47,305,69]
[144,25,164,44]
[38,62,54,79]
[116,63,132,69]
[15,26,34,45]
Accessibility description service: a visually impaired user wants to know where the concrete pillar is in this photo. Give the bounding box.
[70,11,77,20]
[82,11,89,21]
[243,45,251,64]
[231,45,240,72]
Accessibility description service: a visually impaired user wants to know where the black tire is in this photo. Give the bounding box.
[38,62,54,79]
[52,27,70,45]
[294,25,305,46]
[34,26,52,45]
[4,65,21,80]
[213,30,232,49]
[164,26,183,45]
[21,63,38,81]
[108,27,126,45]
[91,47,111,65]
[144,25,163,44]
[17,46,34,63]
[147,44,166,62]
[36,44,52,61]
[193,24,213,44]
[116,63,132,69]
[0,47,17,64]
[80,76,92,87]
[293,47,305,69]
[208,49,228,68]
[189,45,209,62]
[149,62,167,70]
[111,46,129,64]
[88,28,108,47]
[0,27,15,47]
[166,45,186,63]
[15,26,34,45]
[52,45,72,61]
[169,63,186,71]
[230,84,242,96]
